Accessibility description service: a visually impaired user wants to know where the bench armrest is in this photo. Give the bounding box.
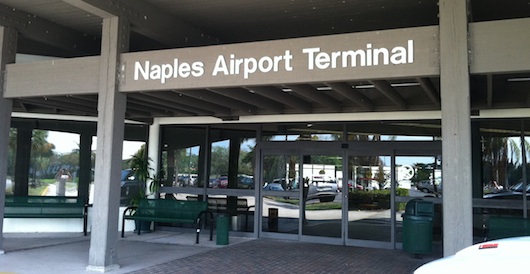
[122,206,138,217]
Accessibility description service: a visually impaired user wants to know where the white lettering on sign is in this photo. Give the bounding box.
[134,59,204,84]
[303,40,414,70]
[212,50,293,79]
[130,40,414,84]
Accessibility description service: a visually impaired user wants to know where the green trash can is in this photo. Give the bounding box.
[216,214,229,245]
[402,199,434,256]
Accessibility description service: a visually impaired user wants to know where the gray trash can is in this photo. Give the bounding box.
[402,199,434,256]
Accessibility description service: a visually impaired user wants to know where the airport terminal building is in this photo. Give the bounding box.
[0,0,530,271]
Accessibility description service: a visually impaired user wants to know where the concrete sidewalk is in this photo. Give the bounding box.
[0,231,440,274]
[0,231,251,274]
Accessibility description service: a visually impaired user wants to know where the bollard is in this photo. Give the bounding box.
[268,208,278,232]
[216,214,229,245]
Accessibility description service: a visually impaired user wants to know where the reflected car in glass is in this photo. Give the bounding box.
[263,182,285,191]
[120,169,142,205]
[416,180,442,194]
[306,176,338,202]
[238,174,254,189]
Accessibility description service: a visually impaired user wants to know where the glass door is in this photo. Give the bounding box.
[394,155,443,247]
[300,153,343,243]
[346,154,393,245]
[260,152,300,237]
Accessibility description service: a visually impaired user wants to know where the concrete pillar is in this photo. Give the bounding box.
[87,16,129,272]
[439,0,473,256]
[0,26,17,254]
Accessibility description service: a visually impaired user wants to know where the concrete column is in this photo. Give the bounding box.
[0,26,17,254]
[87,16,129,272]
[439,0,473,256]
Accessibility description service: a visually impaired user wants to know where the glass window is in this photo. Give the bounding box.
[474,119,530,240]
[210,140,229,188]
[262,123,343,142]
[348,155,392,242]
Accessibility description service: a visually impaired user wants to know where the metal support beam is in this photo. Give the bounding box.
[0,26,17,254]
[486,74,493,108]
[87,16,129,272]
[440,0,473,256]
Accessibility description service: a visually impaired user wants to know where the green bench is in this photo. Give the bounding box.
[4,196,88,236]
[487,216,530,240]
[187,196,255,231]
[121,199,214,244]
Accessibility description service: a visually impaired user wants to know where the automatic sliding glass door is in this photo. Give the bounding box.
[300,154,343,241]
[346,154,392,244]
[261,153,300,236]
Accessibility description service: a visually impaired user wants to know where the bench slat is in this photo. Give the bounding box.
[4,195,88,236]
[121,199,213,244]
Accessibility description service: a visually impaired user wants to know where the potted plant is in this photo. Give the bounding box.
[149,170,165,198]
[127,145,153,232]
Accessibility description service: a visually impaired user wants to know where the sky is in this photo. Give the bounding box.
[47,131,144,160]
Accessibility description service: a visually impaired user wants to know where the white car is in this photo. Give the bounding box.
[415,236,530,274]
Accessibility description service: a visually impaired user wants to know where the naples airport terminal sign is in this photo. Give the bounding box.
[120,26,439,92]
[134,40,413,82]
[4,20,528,97]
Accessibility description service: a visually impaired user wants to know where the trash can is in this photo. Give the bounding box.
[402,199,434,256]
[216,214,229,245]
[268,208,278,232]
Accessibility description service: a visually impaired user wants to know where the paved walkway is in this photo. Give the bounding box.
[0,231,440,274]
[129,238,439,274]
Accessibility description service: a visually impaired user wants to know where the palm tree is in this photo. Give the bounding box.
[128,145,151,183]
[30,130,55,185]
[482,136,530,188]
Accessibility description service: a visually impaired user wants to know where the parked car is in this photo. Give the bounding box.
[483,190,529,200]
[210,175,228,188]
[306,176,338,202]
[276,176,338,202]
[347,180,365,191]
[416,180,442,194]
[177,174,196,186]
[263,182,285,191]
[120,169,142,205]
[508,181,529,192]
[238,174,254,189]
[415,236,530,274]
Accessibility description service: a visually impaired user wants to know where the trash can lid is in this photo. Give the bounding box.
[405,198,434,216]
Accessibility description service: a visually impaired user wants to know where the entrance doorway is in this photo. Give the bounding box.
[258,141,441,248]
